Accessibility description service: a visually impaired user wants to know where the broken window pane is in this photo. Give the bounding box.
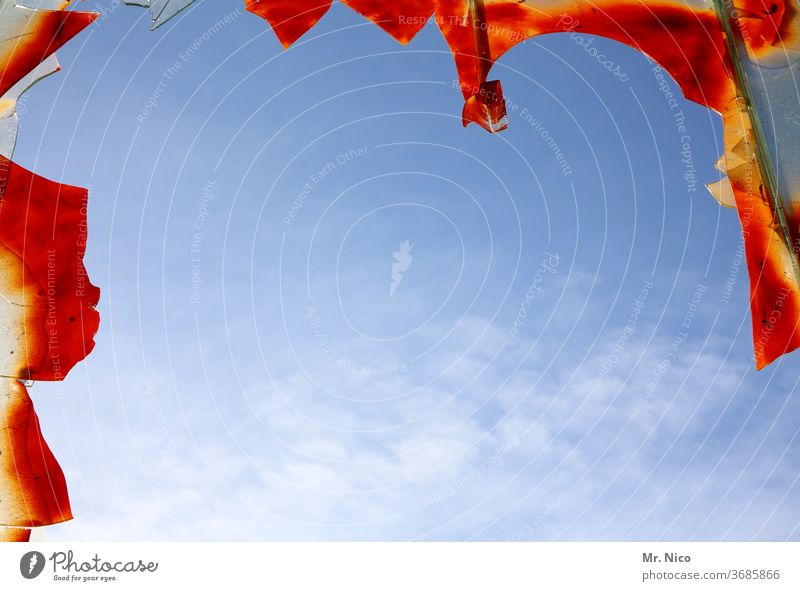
[0,155,100,381]
[0,2,97,538]
[0,2,83,158]
[239,0,800,367]
[0,379,71,528]
[712,0,800,368]
[0,153,97,534]
[0,0,95,97]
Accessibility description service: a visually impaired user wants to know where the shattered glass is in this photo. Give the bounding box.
[0,54,58,159]
[0,526,31,542]
[238,0,800,367]
[0,379,71,528]
[0,0,95,97]
[0,155,99,536]
[245,0,335,47]
[123,0,197,29]
[714,0,800,367]
[0,155,100,382]
[0,0,98,539]
[0,0,795,541]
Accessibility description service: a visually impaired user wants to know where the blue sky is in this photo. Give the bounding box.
[13,0,800,540]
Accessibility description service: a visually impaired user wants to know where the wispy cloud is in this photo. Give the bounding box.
[41,272,800,541]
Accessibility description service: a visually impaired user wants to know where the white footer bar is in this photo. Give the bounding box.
[1,542,797,590]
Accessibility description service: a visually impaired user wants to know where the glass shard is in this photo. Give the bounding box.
[236,0,800,366]
[340,0,434,44]
[0,155,100,381]
[0,0,95,542]
[245,0,334,47]
[714,0,800,368]
[17,1,73,8]
[123,0,197,29]
[0,378,71,528]
[57,1,800,371]
[0,0,96,97]
[0,526,31,542]
[437,0,736,119]
[0,54,59,159]
[0,2,80,159]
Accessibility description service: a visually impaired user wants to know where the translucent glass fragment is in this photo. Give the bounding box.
[0,0,96,97]
[237,0,800,366]
[0,2,83,158]
[340,0,434,43]
[123,0,197,29]
[0,55,58,159]
[0,526,31,541]
[245,0,334,47]
[710,0,800,367]
[0,155,100,381]
[0,379,71,528]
